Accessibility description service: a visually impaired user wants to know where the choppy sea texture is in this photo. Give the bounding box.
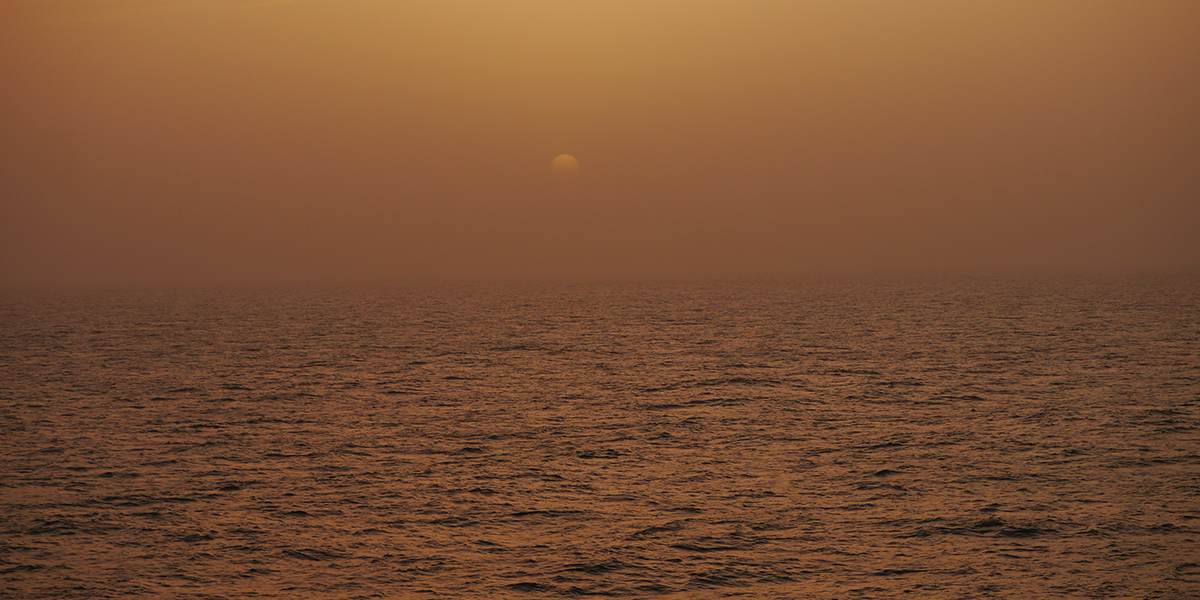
[2,276,1199,599]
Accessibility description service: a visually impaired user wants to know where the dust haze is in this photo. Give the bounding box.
[2,1,1198,288]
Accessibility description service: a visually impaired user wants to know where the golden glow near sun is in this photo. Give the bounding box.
[551,154,580,181]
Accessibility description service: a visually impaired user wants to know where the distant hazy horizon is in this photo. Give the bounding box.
[3,1,1198,289]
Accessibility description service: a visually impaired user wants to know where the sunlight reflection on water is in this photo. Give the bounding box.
[2,276,1198,598]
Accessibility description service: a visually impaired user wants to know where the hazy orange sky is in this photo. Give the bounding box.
[2,1,1198,287]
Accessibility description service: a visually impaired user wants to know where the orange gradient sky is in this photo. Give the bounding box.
[2,1,1198,287]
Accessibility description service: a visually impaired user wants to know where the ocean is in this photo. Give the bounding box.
[2,276,1198,599]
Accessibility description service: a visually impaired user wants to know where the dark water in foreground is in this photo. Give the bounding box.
[2,277,1199,599]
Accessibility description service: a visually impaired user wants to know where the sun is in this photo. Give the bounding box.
[551,154,580,181]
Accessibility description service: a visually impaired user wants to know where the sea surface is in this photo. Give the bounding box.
[2,276,1198,599]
